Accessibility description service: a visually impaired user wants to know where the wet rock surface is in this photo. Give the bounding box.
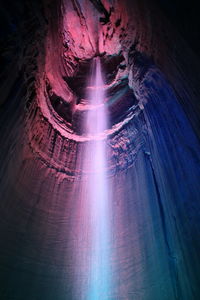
[0,0,200,299]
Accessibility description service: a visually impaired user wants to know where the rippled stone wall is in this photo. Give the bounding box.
[0,0,200,299]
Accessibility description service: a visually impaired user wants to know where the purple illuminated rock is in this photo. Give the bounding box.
[0,1,200,299]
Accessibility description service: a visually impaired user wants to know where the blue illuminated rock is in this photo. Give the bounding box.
[0,1,200,299]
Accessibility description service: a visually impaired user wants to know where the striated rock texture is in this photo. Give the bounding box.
[0,0,200,299]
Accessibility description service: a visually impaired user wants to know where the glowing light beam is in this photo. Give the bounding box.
[85,57,111,300]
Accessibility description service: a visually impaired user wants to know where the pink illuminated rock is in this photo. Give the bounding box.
[0,1,200,300]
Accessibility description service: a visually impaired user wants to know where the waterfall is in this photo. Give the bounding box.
[85,57,111,300]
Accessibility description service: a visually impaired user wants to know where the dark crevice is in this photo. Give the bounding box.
[47,91,72,123]
[115,18,121,27]
[89,0,112,24]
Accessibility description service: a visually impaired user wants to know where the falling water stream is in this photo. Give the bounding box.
[84,57,111,300]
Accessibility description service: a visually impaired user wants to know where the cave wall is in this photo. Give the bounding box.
[0,0,200,299]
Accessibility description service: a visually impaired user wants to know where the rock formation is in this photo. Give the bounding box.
[0,0,200,299]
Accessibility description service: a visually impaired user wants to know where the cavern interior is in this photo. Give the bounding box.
[0,0,200,299]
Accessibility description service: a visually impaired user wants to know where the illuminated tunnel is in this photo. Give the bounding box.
[0,0,200,299]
